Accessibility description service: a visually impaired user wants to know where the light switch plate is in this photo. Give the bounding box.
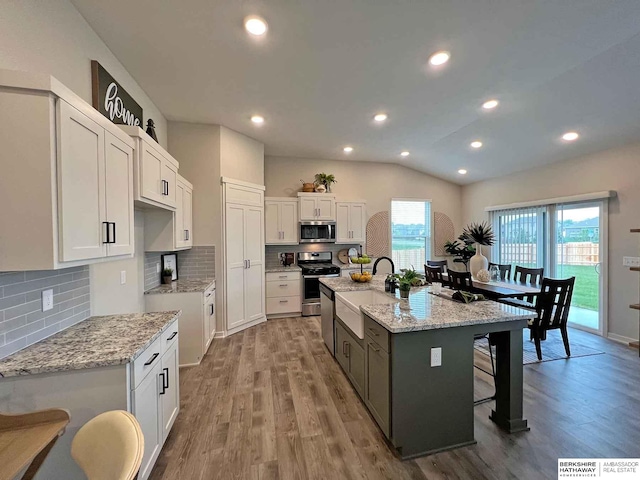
[431,347,442,367]
[42,289,54,312]
[120,270,127,285]
[623,256,640,267]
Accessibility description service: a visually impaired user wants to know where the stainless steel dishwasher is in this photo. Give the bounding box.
[320,283,335,355]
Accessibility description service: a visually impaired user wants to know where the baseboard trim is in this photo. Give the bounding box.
[607,332,639,346]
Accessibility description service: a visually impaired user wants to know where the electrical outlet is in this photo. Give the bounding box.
[120,270,127,285]
[431,347,442,367]
[623,256,640,267]
[42,289,54,312]
[156,263,161,273]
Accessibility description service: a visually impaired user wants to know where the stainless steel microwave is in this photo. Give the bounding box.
[299,221,336,243]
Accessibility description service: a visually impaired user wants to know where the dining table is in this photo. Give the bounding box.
[442,273,541,308]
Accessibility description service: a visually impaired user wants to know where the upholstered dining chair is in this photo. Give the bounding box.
[71,410,144,480]
[529,276,575,361]
[488,262,511,281]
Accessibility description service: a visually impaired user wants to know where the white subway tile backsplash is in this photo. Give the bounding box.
[144,246,215,291]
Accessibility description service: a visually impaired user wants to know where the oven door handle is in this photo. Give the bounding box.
[303,274,340,279]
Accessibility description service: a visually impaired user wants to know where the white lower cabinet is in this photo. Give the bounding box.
[145,285,216,366]
[133,360,162,480]
[266,271,301,317]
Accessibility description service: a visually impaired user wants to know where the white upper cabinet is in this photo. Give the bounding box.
[336,202,367,243]
[0,69,135,270]
[120,126,179,210]
[265,198,298,245]
[145,174,194,252]
[298,193,336,221]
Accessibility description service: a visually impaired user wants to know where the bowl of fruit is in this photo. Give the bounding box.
[350,271,372,283]
[350,254,372,264]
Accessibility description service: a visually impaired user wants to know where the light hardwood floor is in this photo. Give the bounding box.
[150,317,640,480]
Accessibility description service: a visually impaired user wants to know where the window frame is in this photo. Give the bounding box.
[389,198,433,273]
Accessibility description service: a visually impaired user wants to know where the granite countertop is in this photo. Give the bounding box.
[145,278,215,295]
[320,277,534,333]
[0,311,181,378]
[265,265,302,273]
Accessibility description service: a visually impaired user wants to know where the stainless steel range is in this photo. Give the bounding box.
[298,252,340,316]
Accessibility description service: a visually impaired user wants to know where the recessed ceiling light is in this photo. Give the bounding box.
[373,113,388,122]
[428,51,450,66]
[244,15,268,36]
[400,151,410,157]
[482,99,499,110]
[250,115,264,124]
[343,146,353,153]
[458,169,467,175]
[562,131,579,141]
[470,141,483,149]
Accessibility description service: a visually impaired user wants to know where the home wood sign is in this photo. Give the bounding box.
[91,60,143,126]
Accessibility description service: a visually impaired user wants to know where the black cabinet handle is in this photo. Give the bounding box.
[144,352,159,366]
[110,222,116,244]
[102,222,110,244]
[167,331,177,340]
[163,367,169,390]
[159,371,166,395]
[367,327,379,337]
[161,180,169,195]
[210,304,214,316]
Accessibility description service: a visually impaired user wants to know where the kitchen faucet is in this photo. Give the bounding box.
[372,256,395,275]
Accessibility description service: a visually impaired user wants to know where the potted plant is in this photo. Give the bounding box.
[314,173,337,193]
[462,221,495,278]
[444,235,476,272]
[162,268,174,285]
[394,267,425,298]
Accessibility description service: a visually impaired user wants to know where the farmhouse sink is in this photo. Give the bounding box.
[335,290,398,339]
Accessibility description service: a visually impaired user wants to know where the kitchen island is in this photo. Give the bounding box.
[320,276,534,459]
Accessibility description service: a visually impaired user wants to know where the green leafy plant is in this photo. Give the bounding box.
[444,236,476,271]
[162,268,174,277]
[462,221,495,246]
[314,173,337,192]
[393,267,425,291]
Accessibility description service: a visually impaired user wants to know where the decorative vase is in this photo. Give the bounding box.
[146,119,159,143]
[469,244,488,279]
[163,275,173,285]
[399,287,410,299]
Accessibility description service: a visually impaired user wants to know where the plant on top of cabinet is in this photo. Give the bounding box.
[314,172,337,193]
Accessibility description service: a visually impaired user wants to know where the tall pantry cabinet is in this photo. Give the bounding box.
[222,179,266,335]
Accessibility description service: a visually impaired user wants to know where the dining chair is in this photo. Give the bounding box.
[447,270,472,290]
[424,264,445,284]
[71,410,144,480]
[514,266,544,304]
[426,260,448,272]
[529,276,575,361]
[488,262,511,281]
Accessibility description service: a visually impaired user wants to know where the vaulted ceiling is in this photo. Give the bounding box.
[71,0,640,184]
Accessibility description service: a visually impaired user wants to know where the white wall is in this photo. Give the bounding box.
[462,142,640,342]
[220,126,265,185]
[0,0,168,147]
[265,156,463,255]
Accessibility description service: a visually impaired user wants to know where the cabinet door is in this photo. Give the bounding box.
[57,100,107,262]
[244,205,265,323]
[280,201,298,244]
[104,131,134,256]
[184,187,193,247]
[349,341,365,398]
[335,203,351,243]
[140,142,164,204]
[174,181,185,249]
[334,322,350,374]
[349,203,366,243]
[316,197,335,221]
[161,161,178,208]
[299,197,317,220]
[206,295,216,343]
[264,201,281,244]
[133,363,162,480]
[225,204,246,329]
[160,343,180,442]
[365,337,390,437]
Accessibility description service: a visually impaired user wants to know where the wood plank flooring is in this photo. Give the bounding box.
[150,317,640,480]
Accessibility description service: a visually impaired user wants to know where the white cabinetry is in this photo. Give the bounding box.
[336,202,366,243]
[266,271,302,317]
[144,174,194,252]
[223,179,266,336]
[145,283,216,366]
[0,69,135,271]
[120,126,179,210]
[298,193,336,221]
[265,198,298,244]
